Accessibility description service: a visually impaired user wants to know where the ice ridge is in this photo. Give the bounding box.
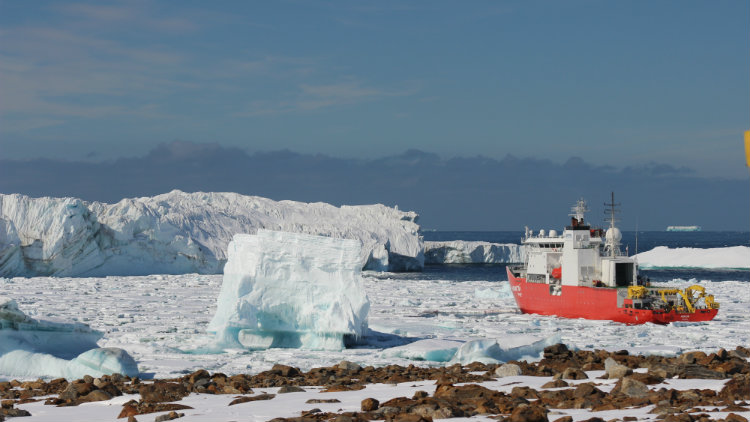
[0,191,424,277]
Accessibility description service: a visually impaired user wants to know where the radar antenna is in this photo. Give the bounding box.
[569,198,588,224]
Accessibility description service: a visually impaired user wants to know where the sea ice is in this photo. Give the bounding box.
[208,230,370,351]
[0,296,138,379]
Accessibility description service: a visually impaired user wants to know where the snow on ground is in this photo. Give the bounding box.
[1,273,748,381]
[635,245,750,269]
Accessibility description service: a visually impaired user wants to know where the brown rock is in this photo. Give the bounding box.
[561,367,588,380]
[78,390,112,403]
[117,401,192,418]
[139,382,189,403]
[321,384,365,393]
[271,364,301,377]
[573,383,605,400]
[541,379,569,388]
[393,414,431,422]
[628,372,664,385]
[277,386,305,394]
[154,411,184,422]
[305,399,340,404]
[552,417,573,422]
[726,413,749,422]
[544,343,571,359]
[509,404,548,422]
[612,376,649,398]
[677,351,706,365]
[720,374,750,401]
[59,382,96,401]
[361,397,379,411]
[604,357,632,379]
[228,393,275,406]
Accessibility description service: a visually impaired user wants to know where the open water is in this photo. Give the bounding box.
[421,231,750,283]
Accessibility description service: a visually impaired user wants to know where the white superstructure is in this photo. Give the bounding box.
[521,198,637,290]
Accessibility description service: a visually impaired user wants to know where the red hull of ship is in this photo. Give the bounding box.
[506,268,717,325]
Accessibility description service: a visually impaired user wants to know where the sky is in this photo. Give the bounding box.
[1,0,748,179]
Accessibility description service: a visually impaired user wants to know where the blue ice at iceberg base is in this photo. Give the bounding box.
[0,296,138,379]
[208,230,371,351]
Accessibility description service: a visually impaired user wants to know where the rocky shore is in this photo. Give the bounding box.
[2,344,749,422]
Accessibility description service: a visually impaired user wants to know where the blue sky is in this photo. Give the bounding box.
[1,1,748,178]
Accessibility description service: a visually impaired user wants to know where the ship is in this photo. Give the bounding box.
[506,195,719,324]
[666,225,702,232]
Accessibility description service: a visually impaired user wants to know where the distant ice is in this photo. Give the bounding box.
[424,241,524,264]
[0,191,424,277]
[208,230,370,351]
[635,246,750,269]
[0,297,138,379]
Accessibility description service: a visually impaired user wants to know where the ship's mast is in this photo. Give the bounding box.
[604,192,621,257]
[569,198,588,224]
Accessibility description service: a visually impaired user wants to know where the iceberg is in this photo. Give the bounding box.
[634,246,750,270]
[208,230,370,351]
[424,241,524,264]
[0,191,424,277]
[0,296,138,379]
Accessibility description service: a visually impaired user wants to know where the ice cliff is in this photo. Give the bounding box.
[0,191,423,277]
[424,241,525,264]
[0,296,138,379]
[208,230,370,351]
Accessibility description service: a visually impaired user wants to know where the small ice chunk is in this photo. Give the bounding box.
[67,348,139,378]
[208,230,370,351]
[382,339,463,362]
[450,334,561,364]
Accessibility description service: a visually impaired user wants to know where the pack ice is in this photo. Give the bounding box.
[208,230,370,351]
[0,190,423,277]
[0,297,138,379]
